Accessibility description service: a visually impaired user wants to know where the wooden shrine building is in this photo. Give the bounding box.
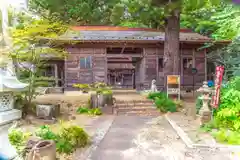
[46,26,229,90]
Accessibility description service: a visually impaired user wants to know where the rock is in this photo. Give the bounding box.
[90,93,113,108]
[36,104,60,120]
[70,115,76,120]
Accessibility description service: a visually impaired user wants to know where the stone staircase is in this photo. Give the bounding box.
[114,100,160,116]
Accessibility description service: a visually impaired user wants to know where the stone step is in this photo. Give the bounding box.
[117,106,157,113]
[116,103,154,107]
[115,100,153,104]
[118,110,161,116]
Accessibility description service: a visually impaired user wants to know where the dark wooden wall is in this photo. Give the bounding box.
[64,46,107,88]
[64,43,207,90]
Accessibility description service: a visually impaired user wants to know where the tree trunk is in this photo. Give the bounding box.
[163,9,180,89]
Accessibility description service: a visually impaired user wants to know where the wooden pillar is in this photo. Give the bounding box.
[204,49,207,81]
[54,64,58,87]
[132,71,135,88]
[121,73,124,87]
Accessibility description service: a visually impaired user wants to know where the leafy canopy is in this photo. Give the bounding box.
[28,0,238,40]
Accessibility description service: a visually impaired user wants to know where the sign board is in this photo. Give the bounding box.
[167,75,181,100]
[211,66,224,108]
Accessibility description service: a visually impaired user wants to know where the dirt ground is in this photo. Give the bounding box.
[34,91,90,106]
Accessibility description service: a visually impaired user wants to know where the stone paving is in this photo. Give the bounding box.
[84,115,236,160]
[89,115,160,160]
[0,115,237,160]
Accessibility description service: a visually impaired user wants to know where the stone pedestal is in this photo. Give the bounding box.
[0,109,22,126]
[36,104,60,119]
[200,110,212,125]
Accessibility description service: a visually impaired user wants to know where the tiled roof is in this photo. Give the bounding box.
[56,26,212,43]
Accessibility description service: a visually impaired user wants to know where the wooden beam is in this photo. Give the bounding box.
[120,43,127,54]
[107,54,143,58]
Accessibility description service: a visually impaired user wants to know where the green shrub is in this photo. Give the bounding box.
[59,125,89,148]
[200,120,218,132]
[214,77,240,131]
[77,107,89,114]
[196,95,203,114]
[148,92,176,113]
[202,76,240,145]
[155,97,176,113]
[35,124,89,154]
[211,129,240,145]
[88,108,102,115]
[147,92,164,100]
[8,127,32,157]
[35,125,58,141]
[77,107,102,115]
[72,84,90,92]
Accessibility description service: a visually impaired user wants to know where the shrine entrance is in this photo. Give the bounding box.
[107,68,135,88]
[106,47,143,89]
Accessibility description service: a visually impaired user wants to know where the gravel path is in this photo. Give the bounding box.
[85,115,236,160]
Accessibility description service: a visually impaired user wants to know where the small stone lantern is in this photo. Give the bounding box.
[197,81,212,125]
[0,66,28,126]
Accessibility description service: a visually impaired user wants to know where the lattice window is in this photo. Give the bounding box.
[0,93,13,112]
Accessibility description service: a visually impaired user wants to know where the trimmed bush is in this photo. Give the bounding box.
[147,92,176,113]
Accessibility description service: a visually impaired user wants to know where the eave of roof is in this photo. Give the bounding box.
[45,26,231,44]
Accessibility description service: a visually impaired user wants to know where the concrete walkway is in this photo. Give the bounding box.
[83,115,236,160]
[88,116,164,160]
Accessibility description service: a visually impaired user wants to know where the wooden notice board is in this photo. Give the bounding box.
[167,75,181,100]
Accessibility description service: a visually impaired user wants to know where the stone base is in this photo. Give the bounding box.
[47,87,64,94]
[199,111,212,125]
[36,104,60,119]
[0,109,22,126]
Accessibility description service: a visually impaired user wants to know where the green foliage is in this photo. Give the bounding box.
[90,82,113,95]
[88,108,102,115]
[73,82,113,95]
[196,95,203,114]
[213,77,240,131]
[200,120,218,132]
[8,127,32,157]
[59,125,89,148]
[10,18,67,117]
[212,129,240,145]
[147,92,164,100]
[35,124,89,154]
[201,77,240,145]
[28,0,225,30]
[211,4,240,40]
[73,84,90,92]
[29,0,122,25]
[77,107,102,116]
[147,92,177,113]
[208,39,240,80]
[76,107,89,114]
[35,125,58,141]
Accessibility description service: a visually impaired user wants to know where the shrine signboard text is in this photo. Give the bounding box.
[167,75,181,100]
[211,66,224,108]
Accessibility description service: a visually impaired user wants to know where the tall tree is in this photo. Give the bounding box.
[29,0,229,88]
[11,17,67,117]
[29,0,122,25]
[117,0,223,85]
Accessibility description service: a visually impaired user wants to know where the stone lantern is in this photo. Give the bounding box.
[0,66,28,125]
[197,81,213,125]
